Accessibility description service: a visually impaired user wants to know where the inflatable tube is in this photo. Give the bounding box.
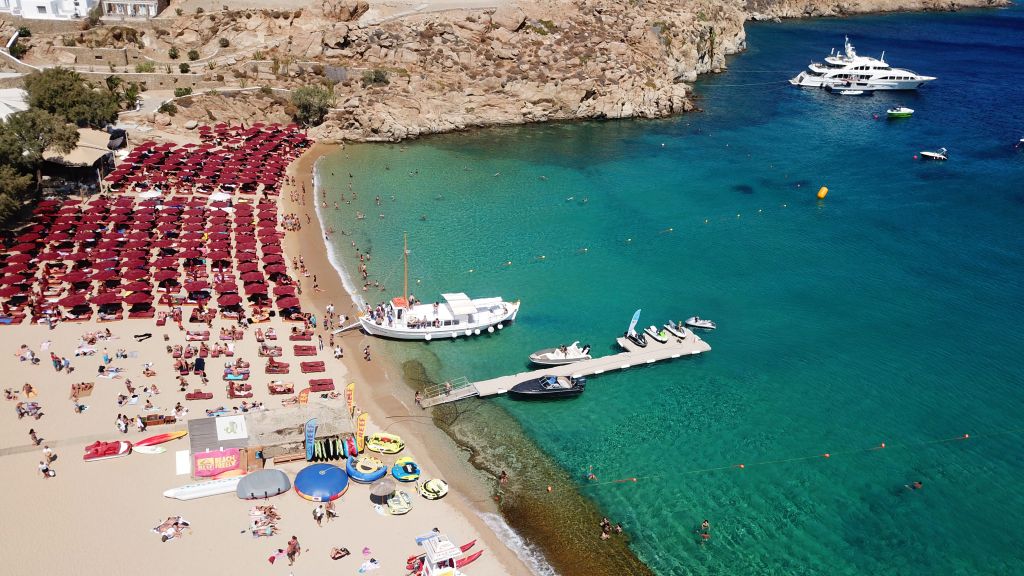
[346,455,387,483]
[391,457,421,482]
[332,437,340,460]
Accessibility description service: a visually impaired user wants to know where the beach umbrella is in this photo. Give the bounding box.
[369,478,397,505]
[215,282,238,293]
[152,257,179,269]
[244,283,268,295]
[241,271,264,282]
[0,263,28,274]
[124,292,154,304]
[90,292,122,305]
[237,262,259,273]
[59,294,89,307]
[154,270,178,281]
[6,254,32,264]
[294,464,349,502]
[123,281,151,292]
[90,270,119,282]
[11,242,39,252]
[122,269,149,281]
[183,281,209,292]
[276,296,300,309]
[273,285,296,296]
[217,293,242,306]
[0,274,28,285]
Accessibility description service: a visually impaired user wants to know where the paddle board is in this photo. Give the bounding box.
[133,445,167,455]
[163,476,242,500]
[135,430,188,447]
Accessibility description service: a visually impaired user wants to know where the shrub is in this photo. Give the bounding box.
[174,87,192,97]
[17,26,31,37]
[195,7,204,14]
[175,7,183,15]
[61,36,77,47]
[168,46,179,59]
[361,69,389,87]
[135,61,155,73]
[218,37,229,48]
[187,49,199,61]
[9,43,27,59]
[259,85,273,95]
[179,63,190,73]
[291,85,333,126]
[157,102,177,115]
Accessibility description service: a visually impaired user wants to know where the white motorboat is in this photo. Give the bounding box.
[919,147,948,161]
[664,321,687,340]
[887,106,914,118]
[684,316,717,330]
[791,37,935,91]
[529,341,592,366]
[358,235,520,341]
[644,325,669,344]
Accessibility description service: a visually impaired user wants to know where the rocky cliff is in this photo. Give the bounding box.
[86,0,1006,142]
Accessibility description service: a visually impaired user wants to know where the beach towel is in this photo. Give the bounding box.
[358,559,380,573]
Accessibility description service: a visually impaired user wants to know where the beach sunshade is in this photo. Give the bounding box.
[90,270,119,281]
[154,270,179,281]
[124,292,154,304]
[217,293,242,306]
[90,292,122,305]
[276,296,300,309]
[0,274,28,285]
[59,294,89,307]
[60,271,91,283]
[183,281,210,292]
[294,464,349,502]
[122,269,149,280]
[244,283,268,295]
[369,477,397,497]
[0,285,25,297]
[241,272,264,282]
[215,282,238,293]
[236,469,291,500]
[273,285,296,296]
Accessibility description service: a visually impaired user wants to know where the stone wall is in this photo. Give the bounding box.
[57,45,146,65]
[77,69,215,89]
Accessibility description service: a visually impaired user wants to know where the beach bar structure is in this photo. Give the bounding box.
[419,329,711,408]
[185,404,354,477]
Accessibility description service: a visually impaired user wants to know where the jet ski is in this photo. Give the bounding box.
[685,316,717,330]
[664,321,687,340]
[644,325,669,344]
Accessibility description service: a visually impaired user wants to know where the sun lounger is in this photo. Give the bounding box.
[268,382,294,395]
[186,331,210,341]
[228,383,253,399]
[97,313,123,322]
[128,309,156,319]
[185,389,213,401]
[224,372,250,381]
[258,346,283,357]
[265,360,290,374]
[300,361,325,374]
[289,331,313,341]
[293,345,317,356]
[309,379,334,392]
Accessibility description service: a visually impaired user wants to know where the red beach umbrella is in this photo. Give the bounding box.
[237,262,259,273]
[90,292,123,305]
[276,296,300,308]
[154,270,178,281]
[215,282,238,293]
[265,264,288,274]
[273,285,296,296]
[124,292,154,304]
[183,281,210,292]
[123,281,151,292]
[90,270,119,281]
[244,283,268,295]
[0,285,24,297]
[241,272,264,282]
[59,294,89,307]
[60,271,91,283]
[217,293,242,306]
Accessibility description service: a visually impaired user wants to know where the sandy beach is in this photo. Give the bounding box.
[0,143,531,576]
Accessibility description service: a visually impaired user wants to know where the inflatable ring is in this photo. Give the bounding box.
[346,455,387,483]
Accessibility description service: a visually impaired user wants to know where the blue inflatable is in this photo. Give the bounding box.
[391,457,421,482]
[346,455,387,483]
[294,463,349,502]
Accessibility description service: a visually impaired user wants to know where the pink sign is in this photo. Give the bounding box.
[193,448,242,477]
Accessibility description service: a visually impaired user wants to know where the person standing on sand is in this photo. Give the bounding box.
[313,504,325,527]
[39,460,53,479]
[42,445,55,464]
[317,335,324,351]
[29,428,42,445]
[286,535,301,565]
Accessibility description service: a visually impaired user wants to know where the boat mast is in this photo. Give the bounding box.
[403,232,409,304]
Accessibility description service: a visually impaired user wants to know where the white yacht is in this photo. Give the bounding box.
[790,37,935,91]
[358,236,520,341]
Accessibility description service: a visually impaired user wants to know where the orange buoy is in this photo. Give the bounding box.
[817,186,829,199]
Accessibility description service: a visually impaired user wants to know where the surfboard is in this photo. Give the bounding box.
[133,445,167,455]
[135,430,188,447]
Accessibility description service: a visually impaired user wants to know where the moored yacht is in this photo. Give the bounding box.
[790,37,935,91]
[358,236,520,340]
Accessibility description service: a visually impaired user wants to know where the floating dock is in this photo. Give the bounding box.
[419,328,711,407]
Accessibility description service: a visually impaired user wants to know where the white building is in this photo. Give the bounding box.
[0,0,98,19]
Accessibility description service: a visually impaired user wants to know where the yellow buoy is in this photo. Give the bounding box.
[817,186,829,199]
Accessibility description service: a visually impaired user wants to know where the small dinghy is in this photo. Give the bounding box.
[509,375,586,400]
[685,316,717,330]
[644,325,669,344]
[529,341,591,366]
[919,147,948,161]
[84,440,132,462]
[887,106,914,118]
[664,321,687,340]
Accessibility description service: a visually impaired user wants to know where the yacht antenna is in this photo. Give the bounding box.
[880,50,886,63]
[403,232,409,304]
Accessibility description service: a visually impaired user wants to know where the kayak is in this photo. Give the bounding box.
[84,440,132,462]
[135,430,188,447]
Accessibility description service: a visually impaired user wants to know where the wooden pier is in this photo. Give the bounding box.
[419,328,711,408]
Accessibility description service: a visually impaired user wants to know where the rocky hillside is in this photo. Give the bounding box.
[39,0,1003,142]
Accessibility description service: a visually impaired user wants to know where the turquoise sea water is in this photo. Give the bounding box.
[317,7,1024,574]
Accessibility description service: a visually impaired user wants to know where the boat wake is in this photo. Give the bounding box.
[479,512,558,576]
[312,161,367,311]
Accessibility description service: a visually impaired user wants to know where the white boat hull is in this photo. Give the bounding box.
[360,301,520,341]
[791,74,932,91]
[163,477,242,500]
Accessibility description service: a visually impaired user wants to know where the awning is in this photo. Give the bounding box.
[441,292,477,316]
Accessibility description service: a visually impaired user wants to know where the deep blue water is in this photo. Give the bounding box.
[318,6,1024,574]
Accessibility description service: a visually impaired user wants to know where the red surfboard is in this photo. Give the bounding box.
[135,430,188,447]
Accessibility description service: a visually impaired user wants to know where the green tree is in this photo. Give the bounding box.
[23,68,119,127]
[187,49,200,61]
[291,85,333,126]
[168,46,179,59]
[0,165,34,224]
[179,63,191,73]
[1,109,79,192]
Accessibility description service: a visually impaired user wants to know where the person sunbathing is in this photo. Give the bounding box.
[234,357,250,369]
[265,328,277,339]
[4,388,17,400]
[143,365,157,377]
[330,547,350,560]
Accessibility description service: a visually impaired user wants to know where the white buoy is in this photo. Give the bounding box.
[450,332,458,338]
[473,329,480,336]
[497,324,503,330]
[487,327,494,333]
[464,329,472,336]
[424,333,432,341]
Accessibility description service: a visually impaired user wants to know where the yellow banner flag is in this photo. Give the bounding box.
[355,412,368,453]
[345,382,355,416]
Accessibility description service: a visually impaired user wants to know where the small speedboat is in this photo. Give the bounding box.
[387,490,413,515]
[417,478,449,500]
[685,316,717,330]
[509,375,586,400]
[887,106,914,118]
[644,325,669,344]
[84,440,132,462]
[664,321,687,340]
[529,341,591,366]
[391,457,421,482]
[919,147,948,161]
